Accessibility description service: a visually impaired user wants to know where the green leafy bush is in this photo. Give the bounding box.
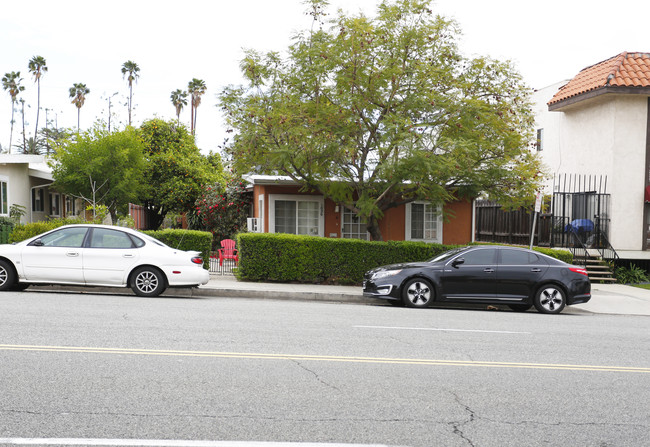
[236,233,459,284]
[9,217,88,243]
[615,264,649,284]
[143,229,212,269]
[0,217,15,244]
[236,234,581,285]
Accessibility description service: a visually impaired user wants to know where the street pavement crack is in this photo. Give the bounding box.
[290,359,341,392]
[447,392,477,447]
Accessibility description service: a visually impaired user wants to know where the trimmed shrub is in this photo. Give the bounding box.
[143,229,212,269]
[9,217,88,243]
[0,217,15,244]
[236,234,578,285]
[236,233,459,284]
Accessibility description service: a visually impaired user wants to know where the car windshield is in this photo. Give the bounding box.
[428,247,468,263]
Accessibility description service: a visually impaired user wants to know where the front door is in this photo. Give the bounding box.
[441,247,497,300]
[20,226,88,283]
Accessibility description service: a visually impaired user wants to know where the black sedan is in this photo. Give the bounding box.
[363,245,591,314]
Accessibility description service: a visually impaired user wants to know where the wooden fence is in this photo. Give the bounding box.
[474,200,551,246]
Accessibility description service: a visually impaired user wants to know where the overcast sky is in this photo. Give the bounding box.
[1,0,648,154]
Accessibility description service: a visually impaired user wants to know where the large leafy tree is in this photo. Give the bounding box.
[28,55,48,139]
[2,71,25,152]
[220,0,543,240]
[121,60,140,126]
[69,82,90,130]
[139,118,225,229]
[50,125,145,222]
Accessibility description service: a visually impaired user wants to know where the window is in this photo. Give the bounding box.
[50,193,60,217]
[342,208,368,240]
[406,202,442,242]
[30,227,88,248]
[32,188,44,212]
[0,179,7,215]
[500,249,544,265]
[458,248,496,265]
[536,128,544,151]
[65,196,76,216]
[89,228,134,249]
[269,195,323,236]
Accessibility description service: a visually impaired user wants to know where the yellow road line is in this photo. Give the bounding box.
[1,343,649,373]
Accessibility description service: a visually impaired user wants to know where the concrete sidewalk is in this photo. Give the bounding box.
[192,274,650,316]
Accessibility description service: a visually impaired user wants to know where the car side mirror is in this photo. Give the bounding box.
[31,239,44,247]
[452,258,465,268]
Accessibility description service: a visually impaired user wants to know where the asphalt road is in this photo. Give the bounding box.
[1,290,649,447]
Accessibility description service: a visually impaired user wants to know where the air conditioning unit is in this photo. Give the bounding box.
[247,217,260,233]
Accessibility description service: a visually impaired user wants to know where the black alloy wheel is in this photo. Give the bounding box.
[534,285,566,314]
[402,278,434,308]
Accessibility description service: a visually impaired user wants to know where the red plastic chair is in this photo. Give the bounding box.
[218,239,239,266]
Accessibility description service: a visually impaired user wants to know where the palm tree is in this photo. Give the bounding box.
[28,55,48,141]
[187,78,206,135]
[170,89,188,124]
[2,71,25,153]
[69,83,90,130]
[121,60,140,126]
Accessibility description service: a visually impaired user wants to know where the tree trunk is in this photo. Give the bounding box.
[366,216,383,241]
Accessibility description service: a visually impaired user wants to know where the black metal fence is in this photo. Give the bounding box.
[209,254,237,275]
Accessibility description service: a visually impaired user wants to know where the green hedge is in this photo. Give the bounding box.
[143,229,212,269]
[8,219,212,269]
[236,233,460,284]
[0,217,15,244]
[236,233,575,285]
[9,218,88,243]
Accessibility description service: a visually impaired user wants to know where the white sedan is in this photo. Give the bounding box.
[0,224,210,297]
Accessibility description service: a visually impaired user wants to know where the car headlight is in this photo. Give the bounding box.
[371,269,402,280]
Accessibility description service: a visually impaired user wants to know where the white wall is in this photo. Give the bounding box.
[533,88,649,250]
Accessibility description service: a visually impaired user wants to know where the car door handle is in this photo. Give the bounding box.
[123,254,135,258]
[531,268,541,272]
[483,268,495,273]
[66,252,79,257]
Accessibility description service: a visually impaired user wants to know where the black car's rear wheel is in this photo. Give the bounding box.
[508,304,533,312]
[534,285,566,314]
[402,278,434,308]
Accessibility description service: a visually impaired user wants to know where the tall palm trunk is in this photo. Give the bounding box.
[34,79,41,140]
[9,102,15,153]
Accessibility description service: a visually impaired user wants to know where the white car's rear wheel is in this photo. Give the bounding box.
[131,267,166,297]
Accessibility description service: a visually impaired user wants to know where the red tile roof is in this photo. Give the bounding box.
[548,52,650,108]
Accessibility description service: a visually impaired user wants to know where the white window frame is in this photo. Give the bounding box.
[269,194,324,237]
[405,201,443,243]
[32,187,44,213]
[258,195,265,233]
[65,195,76,216]
[49,192,61,217]
[341,207,369,240]
[0,176,8,216]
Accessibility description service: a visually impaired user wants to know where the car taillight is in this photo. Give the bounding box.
[569,266,588,276]
[191,257,203,265]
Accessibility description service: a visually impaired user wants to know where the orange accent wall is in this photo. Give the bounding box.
[442,199,473,244]
[251,184,474,244]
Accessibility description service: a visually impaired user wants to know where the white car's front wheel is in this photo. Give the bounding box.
[131,267,166,297]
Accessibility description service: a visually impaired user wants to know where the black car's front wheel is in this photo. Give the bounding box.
[534,285,566,314]
[402,278,434,308]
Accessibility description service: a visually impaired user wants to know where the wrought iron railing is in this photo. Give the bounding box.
[593,230,619,264]
[568,231,589,266]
